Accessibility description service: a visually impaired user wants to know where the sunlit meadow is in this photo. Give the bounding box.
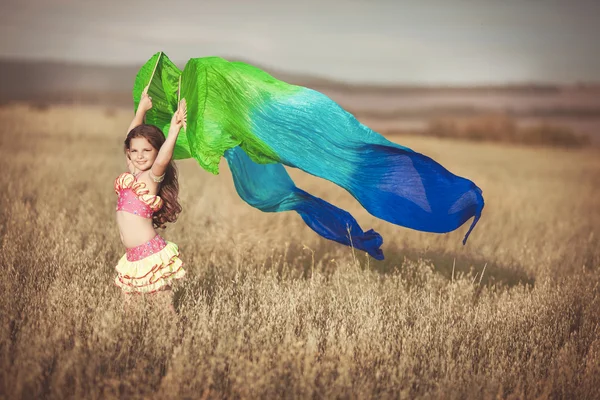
[1,104,599,399]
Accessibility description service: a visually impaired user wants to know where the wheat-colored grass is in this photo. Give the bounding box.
[423,114,592,147]
[1,103,599,399]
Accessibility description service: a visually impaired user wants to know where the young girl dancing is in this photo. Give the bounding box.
[114,90,187,312]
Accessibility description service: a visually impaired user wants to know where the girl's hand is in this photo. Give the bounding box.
[138,88,153,113]
[170,99,187,132]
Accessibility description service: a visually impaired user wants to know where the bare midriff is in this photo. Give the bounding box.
[116,211,158,248]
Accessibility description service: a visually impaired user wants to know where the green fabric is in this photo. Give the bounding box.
[132,51,283,173]
[132,52,191,159]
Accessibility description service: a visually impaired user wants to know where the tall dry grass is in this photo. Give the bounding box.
[423,114,592,148]
[1,103,599,399]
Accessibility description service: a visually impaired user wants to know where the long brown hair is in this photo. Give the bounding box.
[124,124,182,229]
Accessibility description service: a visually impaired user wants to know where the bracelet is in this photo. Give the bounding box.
[149,169,166,183]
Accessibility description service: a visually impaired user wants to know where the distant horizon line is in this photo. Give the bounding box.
[1,54,599,89]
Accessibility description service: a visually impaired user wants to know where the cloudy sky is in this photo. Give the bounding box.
[0,0,598,84]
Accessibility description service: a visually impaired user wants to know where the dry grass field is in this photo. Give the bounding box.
[1,103,599,399]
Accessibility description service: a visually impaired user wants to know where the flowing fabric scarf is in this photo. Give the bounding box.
[133,52,484,260]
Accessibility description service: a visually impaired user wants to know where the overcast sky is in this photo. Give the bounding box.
[0,0,598,84]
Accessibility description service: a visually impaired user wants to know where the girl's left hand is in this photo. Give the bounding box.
[170,99,187,131]
[139,88,153,113]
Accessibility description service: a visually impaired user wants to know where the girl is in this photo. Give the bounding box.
[114,90,187,313]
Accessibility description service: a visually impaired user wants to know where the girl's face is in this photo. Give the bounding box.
[128,137,158,171]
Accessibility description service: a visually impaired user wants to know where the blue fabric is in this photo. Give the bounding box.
[246,87,484,248]
[224,146,384,259]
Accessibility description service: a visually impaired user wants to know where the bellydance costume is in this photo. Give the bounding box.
[113,172,186,294]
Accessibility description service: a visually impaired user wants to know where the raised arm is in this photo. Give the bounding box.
[126,87,153,134]
[151,100,186,177]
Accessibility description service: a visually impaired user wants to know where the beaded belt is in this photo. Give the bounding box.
[126,235,167,261]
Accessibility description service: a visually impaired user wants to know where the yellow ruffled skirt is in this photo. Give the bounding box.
[114,235,186,294]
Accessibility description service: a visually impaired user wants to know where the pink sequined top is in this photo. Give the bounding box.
[115,172,163,219]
